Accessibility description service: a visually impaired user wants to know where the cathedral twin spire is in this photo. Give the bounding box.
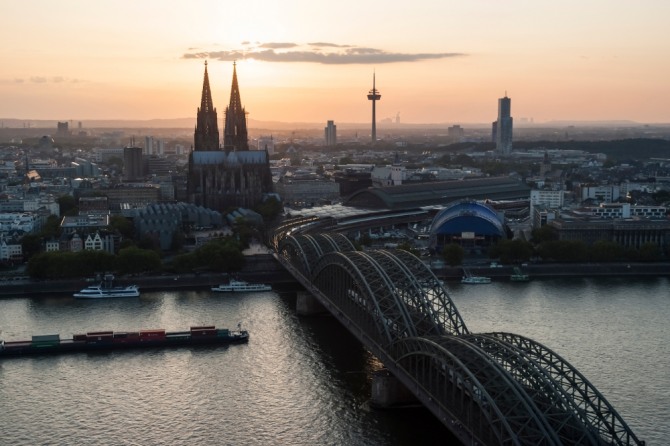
[193,61,248,152]
[223,62,249,151]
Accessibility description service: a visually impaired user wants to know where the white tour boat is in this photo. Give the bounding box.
[73,274,140,299]
[211,279,272,293]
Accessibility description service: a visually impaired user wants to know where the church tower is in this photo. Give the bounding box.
[223,62,249,152]
[193,61,220,151]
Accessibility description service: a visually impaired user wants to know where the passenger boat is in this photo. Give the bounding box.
[73,274,140,299]
[211,279,272,293]
[510,267,530,282]
[461,276,492,284]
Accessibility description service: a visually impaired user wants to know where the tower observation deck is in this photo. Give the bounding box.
[367,72,381,143]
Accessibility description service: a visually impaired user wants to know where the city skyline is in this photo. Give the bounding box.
[2,1,670,124]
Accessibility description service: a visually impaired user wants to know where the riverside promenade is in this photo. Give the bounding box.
[1,255,669,297]
[440,261,670,280]
[0,254,294,297]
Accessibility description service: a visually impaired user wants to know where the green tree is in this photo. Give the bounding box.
[537,240,588,262]
[170,230,185,252]
[115,247,161,274]
[638,242,662,262]
[21,234,43,260]
[110,215,135,239]
[254,196,283,221]
[58,195,77,216]
[196,238,246,271]
[397,242,420,257]
[359,233,372,247]
[531,225,558,244]
[490,239,533,264]
[442,244,465,267]
[589,240,624,262]
[39,215,61,239]
[232,217,255,248]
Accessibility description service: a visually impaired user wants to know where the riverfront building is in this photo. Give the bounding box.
[549,217,670,250]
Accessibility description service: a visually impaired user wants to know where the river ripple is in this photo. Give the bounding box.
[1,277,667,445]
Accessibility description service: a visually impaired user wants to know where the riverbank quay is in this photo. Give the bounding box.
[0,254,296,297]
[440,261,670,281]
[2,255,669,296]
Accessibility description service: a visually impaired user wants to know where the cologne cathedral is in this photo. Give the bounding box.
[187,62,273,212]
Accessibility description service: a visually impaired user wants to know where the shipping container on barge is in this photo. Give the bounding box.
[0,325,248,358]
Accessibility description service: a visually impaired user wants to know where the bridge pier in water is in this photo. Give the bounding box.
[370,369,419,408]
[296,290,327,315]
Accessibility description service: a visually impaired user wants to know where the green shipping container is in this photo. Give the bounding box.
[32,334,60,348]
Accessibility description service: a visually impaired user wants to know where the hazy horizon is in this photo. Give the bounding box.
[2,1,670,124]
[2,116,664,131]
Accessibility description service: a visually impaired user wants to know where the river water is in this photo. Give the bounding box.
[0,277,668,445]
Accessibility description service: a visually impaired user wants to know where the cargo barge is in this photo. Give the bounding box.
[0,325,248,358]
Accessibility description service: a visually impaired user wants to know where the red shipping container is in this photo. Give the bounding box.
[139,329,166,339]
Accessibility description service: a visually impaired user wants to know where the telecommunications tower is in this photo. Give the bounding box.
[367,72,381,143]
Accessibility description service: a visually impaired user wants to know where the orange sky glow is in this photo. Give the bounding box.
[2,0,670,124]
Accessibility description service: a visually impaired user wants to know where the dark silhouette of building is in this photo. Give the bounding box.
[193,61,220,151]
[187,62,272,212]
[492,94,513,155]
[367,72,381,143]
[123,146,143,182]
[57,121,69,136]
[223,62,249,151]
[325,120,337,146]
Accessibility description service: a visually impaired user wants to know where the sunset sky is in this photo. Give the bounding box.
[2,0,670,124]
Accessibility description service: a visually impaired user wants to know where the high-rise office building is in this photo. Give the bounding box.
[123,146,143,182]
[156,139,165,157]
[257,136,275,155]
[144,136,154,156]
[492,94,513,155]
[324,120,337,146]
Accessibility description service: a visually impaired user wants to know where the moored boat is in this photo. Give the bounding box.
[510,267,530,282]
[74,274,139,298]
[211,279,272,293]
[461,276,492,284]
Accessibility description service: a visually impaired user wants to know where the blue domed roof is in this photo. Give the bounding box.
[430,200,505,237]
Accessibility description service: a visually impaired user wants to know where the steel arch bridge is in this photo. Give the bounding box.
[273,225,644,445]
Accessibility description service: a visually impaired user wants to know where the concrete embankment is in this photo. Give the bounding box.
[441,262,670,281]
[0,254,295,297]
[1,255,669,297]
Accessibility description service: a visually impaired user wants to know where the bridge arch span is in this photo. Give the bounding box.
[475,332,643,445]
[310,249,469,347]
[278,233,355,276]
[393,335,561,445]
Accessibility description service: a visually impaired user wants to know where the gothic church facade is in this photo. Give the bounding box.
[187,62,273,212]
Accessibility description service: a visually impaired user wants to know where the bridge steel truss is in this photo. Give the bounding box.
[272,224,644,446]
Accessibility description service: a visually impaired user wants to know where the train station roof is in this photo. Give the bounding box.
[343,177,530,210]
